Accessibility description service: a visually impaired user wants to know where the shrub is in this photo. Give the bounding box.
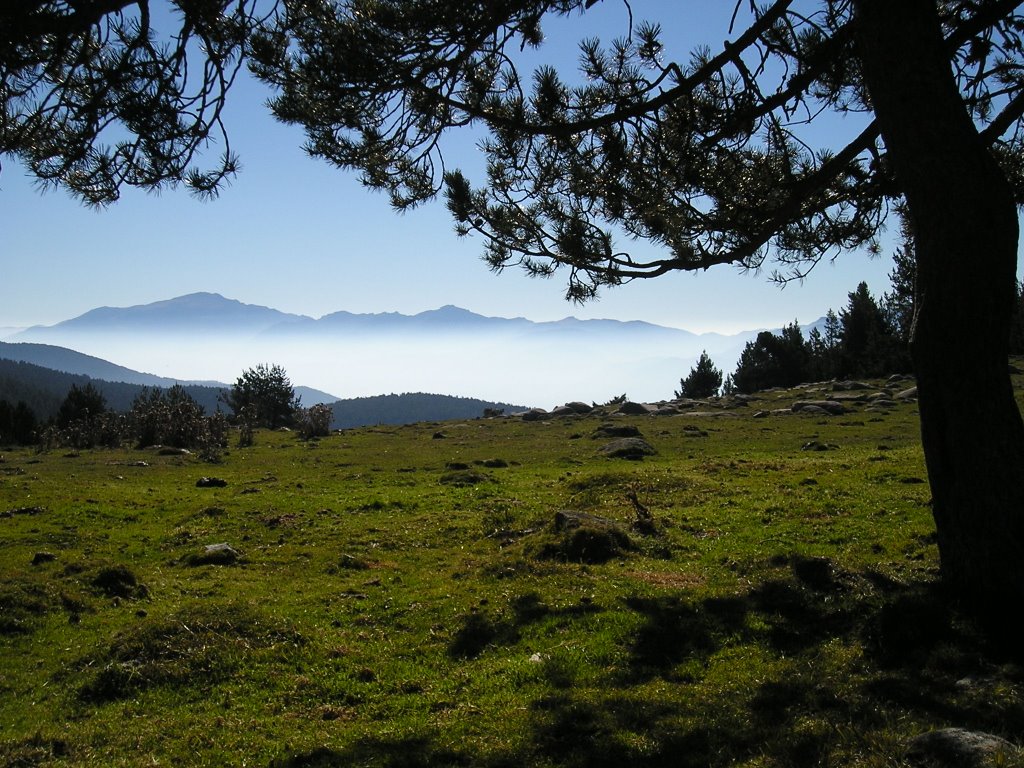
[295,403,333,440]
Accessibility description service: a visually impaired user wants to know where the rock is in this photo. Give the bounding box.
[801,441,835,451]
[796,405,832,415]
[616,401,655,415]
[598,437,656,460]
[866,399,897,409]
[592,424,643,439]
[832,380,872,391]
[31,551,57,566]
[549,405,577,417]
[906,728,1018,768]
[829,392,869,403]
[521,408,548,422]
[564,401,594,414]
[2,505,44,518]
[188,542,241,566]
[432,431,447,439]
[792,400,847,415]
[196,477,228,488]
[896,386,918,400]
[651,406,680,416]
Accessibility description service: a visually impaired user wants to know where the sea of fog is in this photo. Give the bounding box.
[20,331,753,409]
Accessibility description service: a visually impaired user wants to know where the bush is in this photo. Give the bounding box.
[128,386,226,453]
[295,403,333,440]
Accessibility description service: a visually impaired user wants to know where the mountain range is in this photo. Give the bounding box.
[3,293,822,407]
[11,292,728,342]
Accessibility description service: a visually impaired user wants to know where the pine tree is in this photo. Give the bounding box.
[675,351,722,399]
[223,364,300,429]
[56,383,106,428]
[732,322,810,394]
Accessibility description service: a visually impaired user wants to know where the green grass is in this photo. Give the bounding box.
[2,371,1023,767]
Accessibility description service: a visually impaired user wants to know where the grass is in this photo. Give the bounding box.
[2,370,1023,767]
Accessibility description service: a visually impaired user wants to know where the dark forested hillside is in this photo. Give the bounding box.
[1,358,528,429]
[0,359,226,419]
[0,360,65,420]
[330,393,528,429]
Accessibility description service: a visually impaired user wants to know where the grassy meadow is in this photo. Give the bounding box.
[2,370,1023,767]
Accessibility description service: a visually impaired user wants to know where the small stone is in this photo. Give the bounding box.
[802,441,833,451]
[196,477,228,488]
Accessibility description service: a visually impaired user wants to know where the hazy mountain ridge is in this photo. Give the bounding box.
[12,293,717,341]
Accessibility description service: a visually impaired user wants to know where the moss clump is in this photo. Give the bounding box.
[527,511,634,564]
[79,603,302,702]
[91,565,148,599]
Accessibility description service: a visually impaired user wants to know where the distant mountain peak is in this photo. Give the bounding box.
[16,293,312,337]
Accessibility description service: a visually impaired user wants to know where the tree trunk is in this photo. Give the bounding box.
[853,0,1024,624]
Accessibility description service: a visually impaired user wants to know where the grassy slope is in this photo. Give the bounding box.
[2,369,1023,768]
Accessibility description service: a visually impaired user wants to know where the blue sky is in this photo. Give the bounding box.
[0,3,958,334]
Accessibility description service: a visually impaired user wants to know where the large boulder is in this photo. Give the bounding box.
[792,400,847,415]
[616,401,656,415]
[548,405,577,417]
[906,728,1018,768]
[521,408,548,422]
[564,401,594,414]
[598,437,656,460]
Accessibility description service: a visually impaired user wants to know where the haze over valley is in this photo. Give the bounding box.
[4,293,816,407]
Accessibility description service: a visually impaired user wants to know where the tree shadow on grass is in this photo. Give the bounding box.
[270,560,1023,768]
[448,591,601,659]
[268,703,749,768]
[619,555,864,683]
